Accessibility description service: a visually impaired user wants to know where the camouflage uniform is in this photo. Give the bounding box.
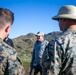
[48,28,76,75]
[42,32,61,75]
[0,38,25,75]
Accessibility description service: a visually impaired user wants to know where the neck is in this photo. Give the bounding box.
[0,36,4,40]
[69,25,76,29]
[0,31,6,40]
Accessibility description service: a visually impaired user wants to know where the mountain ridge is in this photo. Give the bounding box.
[12,31,61,53]
[11,31,61,74]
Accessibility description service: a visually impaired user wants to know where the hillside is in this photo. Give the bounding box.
[12,31,61,74]
[13,31,61,53]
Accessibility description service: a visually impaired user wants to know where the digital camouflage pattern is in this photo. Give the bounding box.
[42,32,61,75]
[48,28,76,75]
[0,38,25,75]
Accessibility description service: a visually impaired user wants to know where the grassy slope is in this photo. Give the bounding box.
[13,32,61,75]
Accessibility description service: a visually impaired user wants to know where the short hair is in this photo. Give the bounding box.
[0,8,14,28]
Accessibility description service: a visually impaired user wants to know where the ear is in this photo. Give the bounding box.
[5,25,11,33]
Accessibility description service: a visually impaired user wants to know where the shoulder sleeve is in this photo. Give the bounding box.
[0,41,25,75]
[0,47,7,75]
[7,48,25,75]
[48,39,62,75]
[30,48,35,65]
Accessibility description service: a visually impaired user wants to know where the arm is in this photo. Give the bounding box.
[7,49,25,75]
[0,48,25,75]
[48,40,62,75]
[30,48,35,66]
[0,47,25,75]
[0,49,8,75]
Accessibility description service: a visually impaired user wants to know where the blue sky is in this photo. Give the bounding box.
[0,0,76,38]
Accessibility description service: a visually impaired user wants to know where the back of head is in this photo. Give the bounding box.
[0,8,14,28]
[52,5,76,20]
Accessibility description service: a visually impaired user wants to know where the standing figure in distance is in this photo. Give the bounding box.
[0,8,25,75]
[47,5,76,75]
[29,31,49,75]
